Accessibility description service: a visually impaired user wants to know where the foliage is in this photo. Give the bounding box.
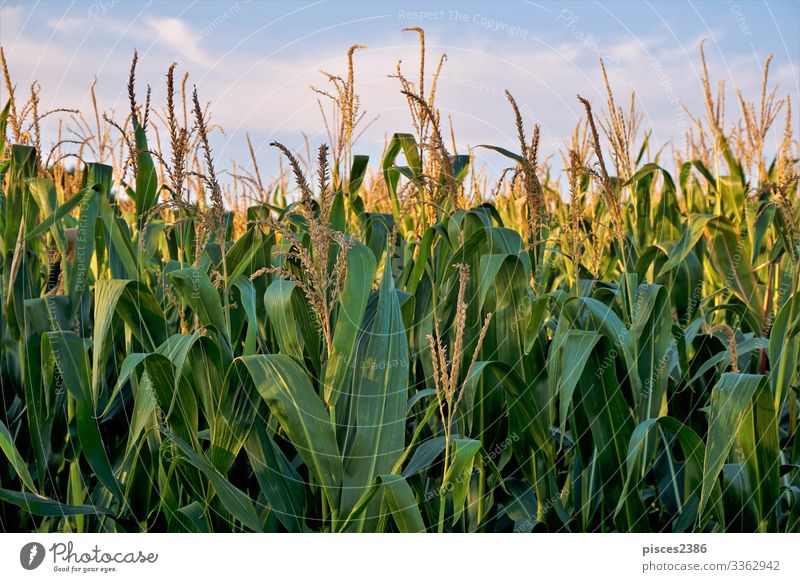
[0,39,798,533]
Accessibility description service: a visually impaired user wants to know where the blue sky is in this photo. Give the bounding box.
[1,0,797,179]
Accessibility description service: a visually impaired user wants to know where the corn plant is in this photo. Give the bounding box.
[0,41,798,533]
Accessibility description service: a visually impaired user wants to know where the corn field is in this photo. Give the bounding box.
[0,34,798,534]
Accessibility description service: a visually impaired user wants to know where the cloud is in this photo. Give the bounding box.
[0,5,26,40]
[47,17,84,34]
[146,16,212,67]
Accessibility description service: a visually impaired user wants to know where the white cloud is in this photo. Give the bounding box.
[146,16,212,67]
[0,5,26,41]
[47,17,84,34]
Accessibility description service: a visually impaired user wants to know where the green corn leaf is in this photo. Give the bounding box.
[323,240,376,406]
[341,257,409,524]
[0,419,37,493]
[698,373,776,527]
[0,488,114,518]
[235,355,343,512]
[42,330,123,499]
[658,214,717,276]
[132,118,159,218]
[616,416,709,529]
[168,268,229,344]
[168,432,261,532]
[380,474,426,532]
[443,438,481,525]
[245,420,306,532]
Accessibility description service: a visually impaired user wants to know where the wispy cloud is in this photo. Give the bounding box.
[146,16,212,66]
[46,17,83,34]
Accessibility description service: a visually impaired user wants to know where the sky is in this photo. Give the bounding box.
[0,0,798,180]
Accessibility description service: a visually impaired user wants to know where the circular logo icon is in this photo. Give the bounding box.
[20,542,46,570]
